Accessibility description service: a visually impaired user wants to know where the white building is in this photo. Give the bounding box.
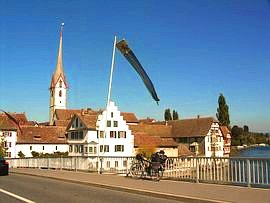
[162,117,224,157]
[66,102,135,157]
[0,113,29,158]
[16,126,68,158]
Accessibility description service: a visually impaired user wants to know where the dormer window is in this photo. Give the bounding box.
[59,90,62,97]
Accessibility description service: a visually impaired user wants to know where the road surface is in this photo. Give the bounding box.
[0,173,181,203]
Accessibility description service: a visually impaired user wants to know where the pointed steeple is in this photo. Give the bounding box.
[50,23,68,88]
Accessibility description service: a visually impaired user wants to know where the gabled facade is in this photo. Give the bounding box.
[49,24,68,125]
[96,102,134,157]
[0,114,19,158]
[66,102,134,157]
[66,112,98,156]
[220,126,231,156]
[161,117,224,157]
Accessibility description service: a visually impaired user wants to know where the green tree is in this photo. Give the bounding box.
[172,110,179,120]
[231,125,243,146]
[31,151,40,158]
[18,151,25,158]
[243,125,249,133]
[216,93,230,127]
[164,109,172,121]
[0,138,5,157]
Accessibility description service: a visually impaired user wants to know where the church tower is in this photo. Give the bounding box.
[49,23,68,125]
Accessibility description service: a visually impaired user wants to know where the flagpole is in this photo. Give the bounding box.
[107,35,117,107]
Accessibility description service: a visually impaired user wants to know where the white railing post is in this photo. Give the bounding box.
[47,158,50,169]
[196,158,199,183]
[247,159,251,187]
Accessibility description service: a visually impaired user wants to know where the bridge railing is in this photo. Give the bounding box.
[7,156,270,188]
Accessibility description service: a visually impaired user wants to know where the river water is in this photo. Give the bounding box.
[238,146,270,158]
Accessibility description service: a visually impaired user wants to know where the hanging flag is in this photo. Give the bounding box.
[116,39,160,104]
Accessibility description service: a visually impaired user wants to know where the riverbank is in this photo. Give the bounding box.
[230,145,270,157]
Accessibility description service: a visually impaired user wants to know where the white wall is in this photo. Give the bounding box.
[0,130,17,158]
[16,144,69,158]
[53,77,67,109]
[96,101,134,157]
[204,122,224,157]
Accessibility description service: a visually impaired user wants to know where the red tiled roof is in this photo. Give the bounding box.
[121,112,138,123]
[129,124,172,138]
[11,113,28,124]
[139,118,156,124]
[220,126,231,138]
[167,117,217,138]
[54,108,100,121]
[0,116,18,130]
[77,114,98,129]
[66,113,99,130]
[54,120,70,127]
[18,126,67,144]
[54,109,82,121]
[133,132,178,147]
[178,144,194,157]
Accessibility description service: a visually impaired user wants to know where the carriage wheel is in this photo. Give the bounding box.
[129,163,144,179]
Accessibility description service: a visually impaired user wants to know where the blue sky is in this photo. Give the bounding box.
[0,0,269,132]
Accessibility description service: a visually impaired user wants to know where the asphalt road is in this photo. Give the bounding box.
[0,174,182,203]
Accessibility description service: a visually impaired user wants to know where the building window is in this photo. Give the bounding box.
[71,132,74,139]
[69,145,73,152]
[75,145,79,153]
[30,146,32,151]
[100,145,109,153]
[79,145,83,153]
[107,161,110,168]
[118,131,126,138]
[107,120,111,127]
[111,112,113,118]
[79,131,83,139]
[59,90,62,97]
[110,131,116,138]
[115,161,118,168]
[9,142,11,147]
[104,145,109,152]
[99,131,104,138]
[75,118,78,128]
[84,147,88,153]
[123,160,127,167]
[43,146,45,150]
[55,146,58,150]
[75,132,78,139]
[59,80,62,88]
[208,147,210,151]
[88,146,96,154]
[113,121,118,127]
[115,145,124,152]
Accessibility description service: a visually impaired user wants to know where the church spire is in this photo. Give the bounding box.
[49,23,68,125]
[50,23,67,88]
